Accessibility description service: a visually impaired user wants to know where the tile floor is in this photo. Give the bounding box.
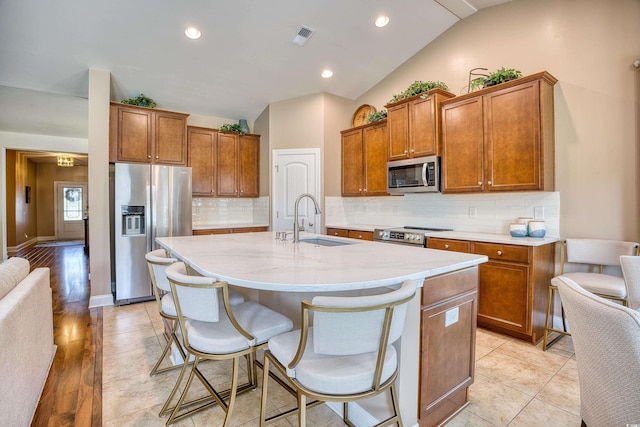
[102,301,581,426]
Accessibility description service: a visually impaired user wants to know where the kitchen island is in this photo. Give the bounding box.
[157,231,487,426]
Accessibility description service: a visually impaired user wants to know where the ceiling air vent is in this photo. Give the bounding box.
[290,25,315,47]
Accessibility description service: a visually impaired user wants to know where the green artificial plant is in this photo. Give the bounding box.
[219,123,245,136]
[366,110,388,123]
[120,94,157,108]
[388,80,449,104]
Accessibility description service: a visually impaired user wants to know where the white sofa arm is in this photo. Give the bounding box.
[0,267,54,427]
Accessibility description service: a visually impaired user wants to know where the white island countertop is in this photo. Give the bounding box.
[156,231,487,292]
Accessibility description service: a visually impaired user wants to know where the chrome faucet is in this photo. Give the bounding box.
[293,193,321,243]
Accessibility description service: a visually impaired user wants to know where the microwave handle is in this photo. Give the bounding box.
[422,163,428,186]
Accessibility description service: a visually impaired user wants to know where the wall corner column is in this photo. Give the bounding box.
[87,68,112,304]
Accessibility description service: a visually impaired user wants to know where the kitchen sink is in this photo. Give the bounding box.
[299,237,355,247]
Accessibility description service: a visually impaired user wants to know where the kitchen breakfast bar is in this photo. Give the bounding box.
[156,231,487,426]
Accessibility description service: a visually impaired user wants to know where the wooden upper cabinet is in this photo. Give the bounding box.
[239,134,259,197]
[441,97,485,192]
[216,132,260,198]
[341,121,388,197]
[187,126,217,196]
[386,89,455,160]
[441,72,557,194]
[109,102,188,165]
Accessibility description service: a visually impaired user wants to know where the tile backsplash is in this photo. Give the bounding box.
[192,196,269,227]
[325,192,560,237]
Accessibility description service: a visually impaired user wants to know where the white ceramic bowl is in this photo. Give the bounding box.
[509,223,528,237]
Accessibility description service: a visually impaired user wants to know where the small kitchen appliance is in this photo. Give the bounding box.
[373,226,452,247]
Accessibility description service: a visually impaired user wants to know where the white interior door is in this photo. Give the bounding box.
[55,181,88,240]
[272,149,320,233]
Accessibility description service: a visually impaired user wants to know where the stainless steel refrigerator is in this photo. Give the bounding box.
[110,163,192,305]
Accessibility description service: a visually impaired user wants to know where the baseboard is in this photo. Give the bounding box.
[89,294,114,308]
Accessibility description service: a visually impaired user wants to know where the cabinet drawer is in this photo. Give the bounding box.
[473,242,529,263]
[327,228,349,238]
[348,230,373,241]
[427,238,470,253]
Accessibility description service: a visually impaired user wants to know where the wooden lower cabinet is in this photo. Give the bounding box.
[326,227,373,241]
[420,267,478,426]
[193,226,267,235]
[427,237,555,344]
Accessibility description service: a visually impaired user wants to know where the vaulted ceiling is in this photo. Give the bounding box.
[0,0,509,139]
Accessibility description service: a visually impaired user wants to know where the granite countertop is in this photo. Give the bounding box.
[157,231,487,292]
[192,223,269,230]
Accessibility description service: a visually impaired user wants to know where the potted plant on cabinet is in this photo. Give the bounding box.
[219,123,246,136]
[120,94,157,108]
[474,67,523,89]
[387,80,449,104]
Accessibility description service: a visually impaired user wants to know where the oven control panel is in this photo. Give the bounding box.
[374,229,426,246]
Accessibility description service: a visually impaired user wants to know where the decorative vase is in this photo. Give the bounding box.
[528,220,546,238]
[238,119,250,134]
[509,223,527,238]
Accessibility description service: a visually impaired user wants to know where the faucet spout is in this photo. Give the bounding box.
[293,193,321,243]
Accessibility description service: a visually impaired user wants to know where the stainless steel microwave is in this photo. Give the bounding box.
[387,155,441,194]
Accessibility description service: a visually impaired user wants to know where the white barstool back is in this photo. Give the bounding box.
[556,276,640,426]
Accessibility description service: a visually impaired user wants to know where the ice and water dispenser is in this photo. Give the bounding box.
[121,205,145,236]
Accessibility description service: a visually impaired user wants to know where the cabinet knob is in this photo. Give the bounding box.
[358,235,363,239]
[478,181,482,185]
[488,181,492,185]
[444,244,449,249]
[404,150,408,154]
[497,250,503,256]
[410,149,414,153]
[358,188,362,192]
[148,155,152,159]
[156,155,159,159]
[334,232,338,236]
[364,188,367,193]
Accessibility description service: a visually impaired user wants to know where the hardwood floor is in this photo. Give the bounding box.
[10,243,102,426]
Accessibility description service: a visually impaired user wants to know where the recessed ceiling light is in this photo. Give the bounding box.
[321,69,333,79]
[374,15,390,28]
[184,27,202,40]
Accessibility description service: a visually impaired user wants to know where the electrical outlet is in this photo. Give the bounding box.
[534,206,544,219]
[469,207,477,218]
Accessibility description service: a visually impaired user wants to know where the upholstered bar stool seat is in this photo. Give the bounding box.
[621,255,640,311]
[559,272,627,298]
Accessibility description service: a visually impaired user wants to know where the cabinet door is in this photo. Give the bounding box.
[154,112,187,165]
[411,96,437,157]
[484,81,541,191]
[387,103,409,160]
[420,267,477,425]
[188,127,216,196]
[477,261,530,334]
[442,97,484,193]
[115,106,152,163]
[341,129,364,196]
[362,122,388,196]
[216,133,239,197]
[239,134,259,197]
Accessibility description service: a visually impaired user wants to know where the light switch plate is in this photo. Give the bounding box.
[534,206,544,219]
[469,207,477,218]
[445,307,459,327]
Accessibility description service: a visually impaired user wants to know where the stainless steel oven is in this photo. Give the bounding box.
[373,226,452,247]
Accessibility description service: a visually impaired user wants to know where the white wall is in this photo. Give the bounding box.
[353,0,640,241]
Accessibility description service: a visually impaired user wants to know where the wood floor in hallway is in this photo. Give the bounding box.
[11,243,102,426]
